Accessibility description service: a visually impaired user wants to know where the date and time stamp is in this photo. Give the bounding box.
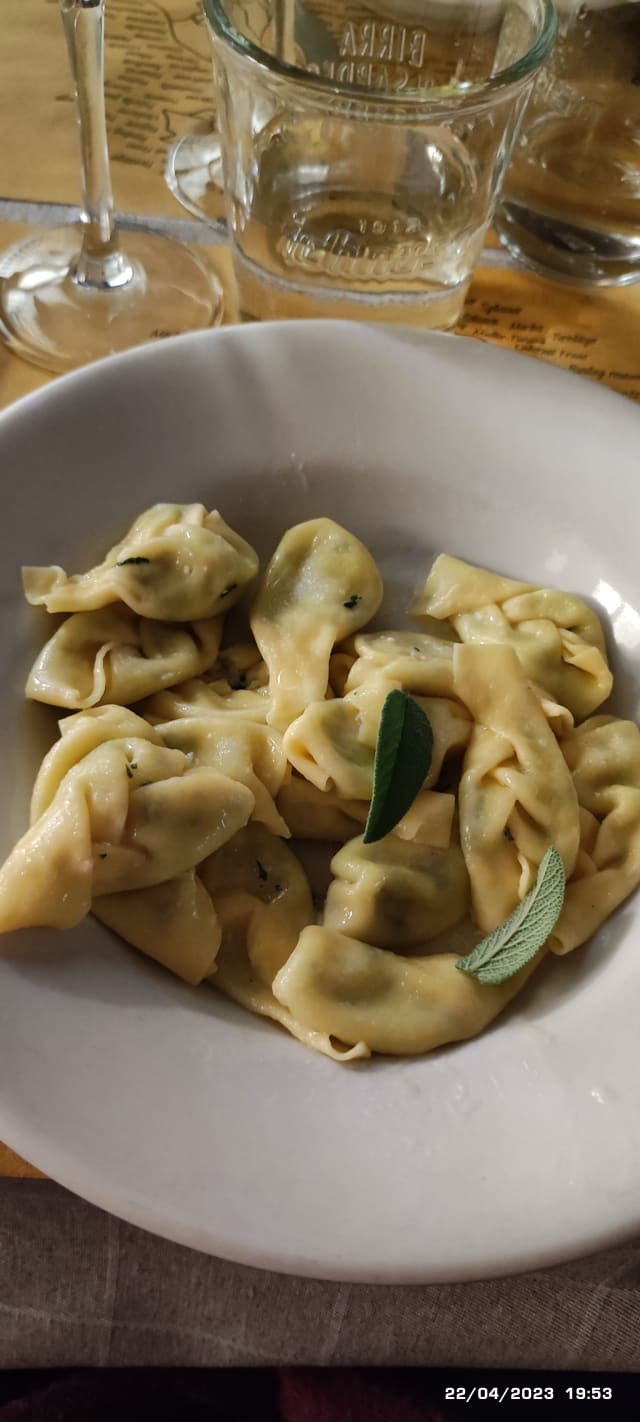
[433,1373,640,1413]
[444,1384,615,1404]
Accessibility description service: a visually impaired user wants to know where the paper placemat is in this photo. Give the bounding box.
[458,266,640,403]
[0,0,221,220]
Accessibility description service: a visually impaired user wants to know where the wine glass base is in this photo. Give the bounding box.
[0,226,224,374]
[165,129,225,227]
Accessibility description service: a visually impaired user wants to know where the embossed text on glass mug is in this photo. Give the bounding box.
[276,224,430,281]
[307,21,429,91]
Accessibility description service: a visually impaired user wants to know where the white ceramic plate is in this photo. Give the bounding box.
[1,321,640,1285]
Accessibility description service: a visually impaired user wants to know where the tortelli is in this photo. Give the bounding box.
[1,507,636,1061]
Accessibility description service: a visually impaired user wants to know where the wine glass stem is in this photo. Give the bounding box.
[60,0,133,289]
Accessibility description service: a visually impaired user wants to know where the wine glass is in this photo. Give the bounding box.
[165,123,225,227]
[0,0,224,375]
[164,0,279,225]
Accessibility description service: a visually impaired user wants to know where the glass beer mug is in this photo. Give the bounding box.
[204,0,556,326]
[497,0,640,283]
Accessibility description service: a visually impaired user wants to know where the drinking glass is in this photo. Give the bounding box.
[0,0,224,374]
[497,0,640,283]
[165,124,225,225]
[204,0,556,327]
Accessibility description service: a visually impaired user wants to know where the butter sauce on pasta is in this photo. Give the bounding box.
[1,508,637,1061]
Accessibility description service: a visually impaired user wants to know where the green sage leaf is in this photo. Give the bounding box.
[363,689,433,844]
[456,845,566,985]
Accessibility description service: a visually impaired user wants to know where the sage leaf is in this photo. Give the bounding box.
[456,845,566,985]
[363,690,433,844]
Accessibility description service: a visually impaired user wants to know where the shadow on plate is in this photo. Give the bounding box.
[0,920,276,1044]
[0,889,633,1067]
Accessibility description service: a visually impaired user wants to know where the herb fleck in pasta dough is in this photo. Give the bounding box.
[25,606,223,710]
[214,643,269,692]
[250,518,383,731]
[414,553,612,721]
[23,505,259,622]
[3,507,640,1062]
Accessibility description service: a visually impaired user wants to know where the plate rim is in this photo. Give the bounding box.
[1,317,640,1285]
[1,318,637,436]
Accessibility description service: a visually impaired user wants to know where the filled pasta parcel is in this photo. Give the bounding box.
[2,513,639,1064]
[23,503,259,622]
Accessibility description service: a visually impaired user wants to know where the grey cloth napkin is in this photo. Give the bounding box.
[1,1180,639,1370]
